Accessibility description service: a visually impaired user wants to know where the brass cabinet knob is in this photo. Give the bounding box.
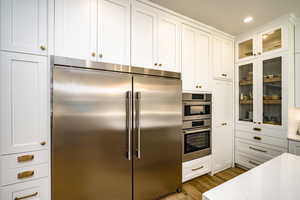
[91,52,96,57]
[253,53,257,56]
[258,52,262,55]
[40,45,46,51]
[158,64,162,67]
[40,141,46,146]
[154,63,158,66]
[99,54,103,58]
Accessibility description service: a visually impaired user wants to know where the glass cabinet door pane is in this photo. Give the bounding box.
[239,63,253,122]
[262,28,282,53]
[238,39,253,59]
[263,57,282,126]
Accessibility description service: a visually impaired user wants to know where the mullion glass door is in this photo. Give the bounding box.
[262,57,282,126]
[238,63,254,122]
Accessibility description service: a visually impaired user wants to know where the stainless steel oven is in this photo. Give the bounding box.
[182,93,211,162]
[183,94,211,121]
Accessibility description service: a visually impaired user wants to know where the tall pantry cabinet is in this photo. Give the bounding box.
[234,16,297,169]
[0,0,50,199]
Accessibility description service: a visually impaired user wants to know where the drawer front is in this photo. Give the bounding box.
[1,164,49,186]
[236,130,288,148]
[1,150,48,170]
[236,123,286,139]
[183,156,211,182]
[236,139,286,161]
[235,152,265,169]
[0,178,49,200]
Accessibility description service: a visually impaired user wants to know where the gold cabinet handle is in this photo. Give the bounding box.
[91,52,96,57]
[154,63,158,66]
[17,171,34,179]
[40,141,46,146]
[15,192,38,200]
[17,155,34,163]
[40,45,46,51]
[158,64,162,67]
[253,136,262,141]
[192,166,204,171]
[253,127,262,132]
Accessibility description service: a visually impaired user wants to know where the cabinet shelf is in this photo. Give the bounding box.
[240,100,253,105]
[263,77,281,83]
[239,80,253,86]
[263,99,281,105]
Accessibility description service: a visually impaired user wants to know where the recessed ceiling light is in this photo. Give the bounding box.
[243,17,253,23]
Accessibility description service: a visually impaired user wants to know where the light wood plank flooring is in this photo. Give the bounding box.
[161,167,247,200]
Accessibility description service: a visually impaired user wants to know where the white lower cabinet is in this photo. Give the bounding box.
[0,52,49,155]
[182,156,211,182]
[0,178,49,200]
[289,140,300,155]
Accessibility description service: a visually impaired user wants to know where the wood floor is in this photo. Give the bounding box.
[161,167,247,200]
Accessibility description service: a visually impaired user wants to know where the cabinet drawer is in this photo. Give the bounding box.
[236,123,286,139]
[236,130,288,148]
[182,156,211,182]
[236,139,285,161]
[235,152,265,169]
[1,150,48,170]
[0,178,49,200]
[1,164,49,186]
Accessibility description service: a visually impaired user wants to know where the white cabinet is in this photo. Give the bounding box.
[55,0,97,60]
[0,52,49,155]
[212,81,234,173]
[296,22,300,53]
[296,53,300,108]
[289,140,300,156]
[182,155,211,182]
[55,0,130,64]
[98,0,130,65]
[132,1,180,72]
[181,24,211,92]
[132,2,157,68]
[213,36,234,81]
[0,0,48,55]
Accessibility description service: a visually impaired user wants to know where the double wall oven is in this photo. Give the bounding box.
[182,93,212,162]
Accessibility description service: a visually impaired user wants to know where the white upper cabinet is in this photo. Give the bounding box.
[131,2,157,68]
[182,24,211,92]
[157,14,180,72]
[98,0,130,65]
[213,36,234,81]
[132,1,180,72]
[236,36,257,62]
[55,0,97,60]
[0,0,48,55]
[296,22,300,53]
[0,52,49,155]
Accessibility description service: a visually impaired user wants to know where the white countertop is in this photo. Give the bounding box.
[288,133,300,142]
[203,153,300,200]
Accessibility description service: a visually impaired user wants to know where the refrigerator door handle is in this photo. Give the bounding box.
[127,91,132,160]
[136,92,141,159]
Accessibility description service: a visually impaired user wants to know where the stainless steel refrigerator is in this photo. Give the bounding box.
[51,56,182,200]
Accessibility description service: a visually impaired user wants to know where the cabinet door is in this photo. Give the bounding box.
[55,0,97,60]
[181,24,197,91]
[194,31,211,91]
[212,37,223,80]
[213,81,234,128]
[212,124,233,173]
[257,54,287,130]
[98,0,130,65]
[0,52,49,154]
[236,37,256,62]
[296,53,300,108]
[132,2,157,69]
[289,141,300,156]
[157,14,180,72]
[296,23,300,53]
[0,0,48,55]
[222,39,234,80]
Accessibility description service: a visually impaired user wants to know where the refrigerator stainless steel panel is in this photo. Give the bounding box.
[52,66,132,200]
[133,75,182,200]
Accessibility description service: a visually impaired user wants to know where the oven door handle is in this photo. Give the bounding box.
[183,128,210,134]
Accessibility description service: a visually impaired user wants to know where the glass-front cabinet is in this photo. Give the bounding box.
[261,56,283,126]
[238,63,254,123]
[261,28,282,54]
[237,38,255,61]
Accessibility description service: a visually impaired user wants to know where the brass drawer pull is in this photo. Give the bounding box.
[15,192,38,200]
[249,146,267,153]
[253,127,262,131]
[17,155,34,163]
[253,136,262,141]
[17,171,34,179]
[40,141,46,146]
[248,160,259,166]
[192,166,204,171]
[40,45,46,51]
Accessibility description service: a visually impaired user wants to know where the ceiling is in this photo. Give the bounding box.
[150,0,300,35]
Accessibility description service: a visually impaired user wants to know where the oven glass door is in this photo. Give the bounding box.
[184,130,210,154]
[184,104,211,116]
